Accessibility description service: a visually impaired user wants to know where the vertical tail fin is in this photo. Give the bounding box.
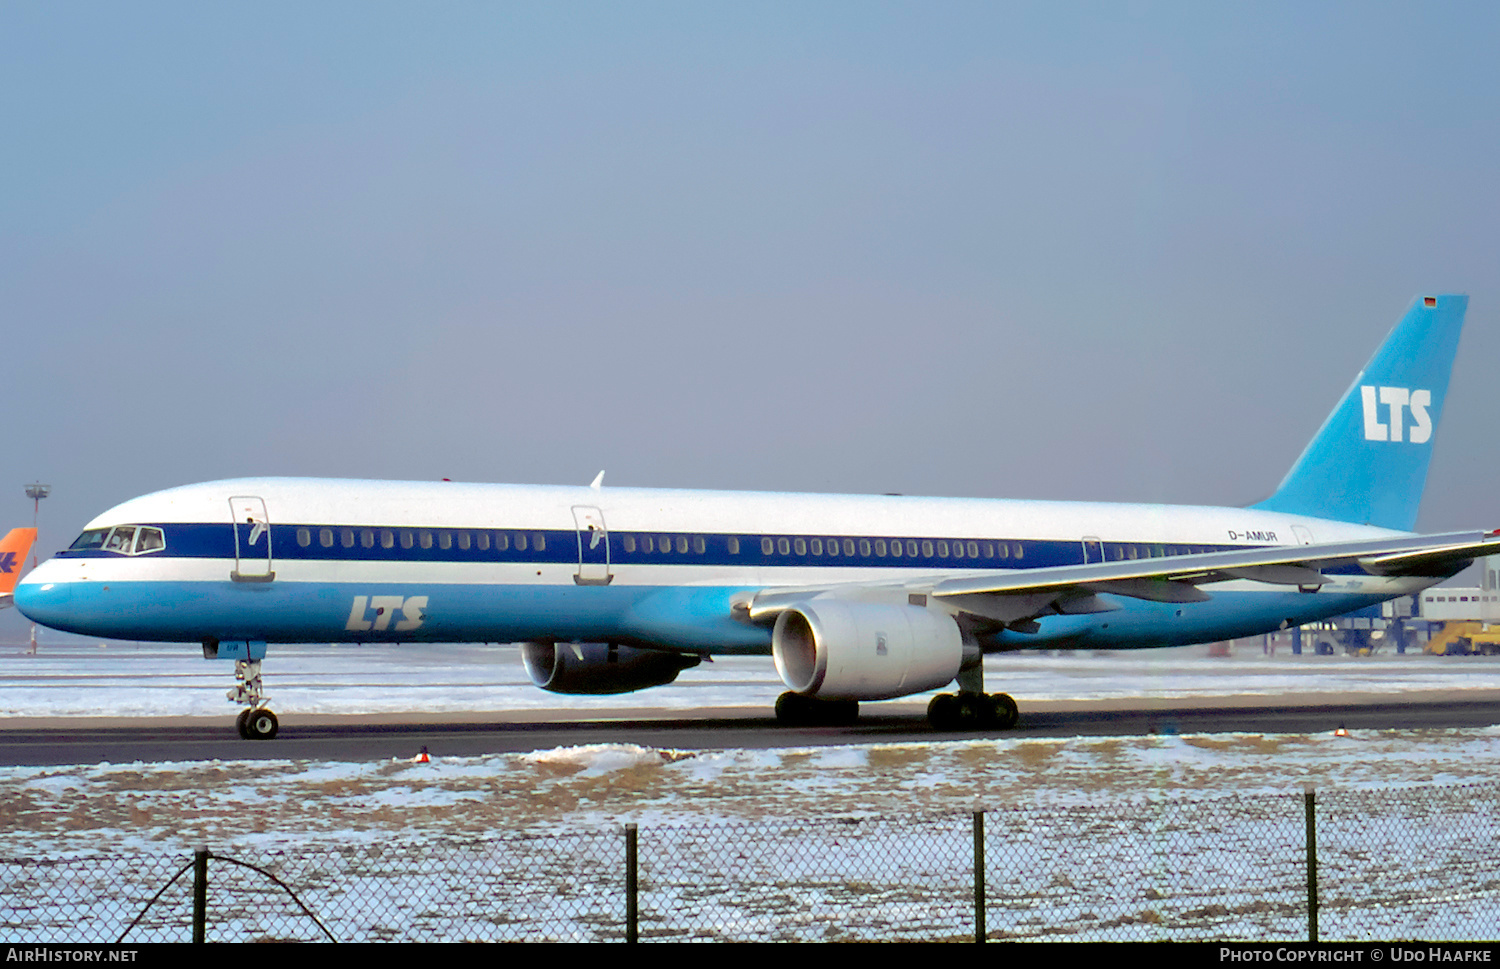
[0,528,38,602]
[1251,295,1468,531]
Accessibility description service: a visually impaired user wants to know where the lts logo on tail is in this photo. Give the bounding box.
[1361,386,1433,443]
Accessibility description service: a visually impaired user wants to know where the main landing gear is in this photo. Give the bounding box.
[774,691,860,726]
[925,657,1020,731]
[230,659,279,740]
[926,691,1018,731]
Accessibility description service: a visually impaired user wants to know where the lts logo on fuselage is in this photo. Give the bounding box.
[345,595,428,632]
[1361,386,1433,444]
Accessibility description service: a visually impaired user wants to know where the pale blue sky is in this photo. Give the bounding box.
[6,2,1500,628]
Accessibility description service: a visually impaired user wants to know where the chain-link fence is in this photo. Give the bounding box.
[4,781,1497,942]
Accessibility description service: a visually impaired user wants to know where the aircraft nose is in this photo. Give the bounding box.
[14,570,74,628]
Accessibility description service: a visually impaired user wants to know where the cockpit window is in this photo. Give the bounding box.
[70,529,110,550]
[70,525,166,555]
[104,526,135,552]
[133,527,165,554]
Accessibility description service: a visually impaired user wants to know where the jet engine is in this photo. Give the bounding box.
[771,601,963,700]
[521,641,701,695]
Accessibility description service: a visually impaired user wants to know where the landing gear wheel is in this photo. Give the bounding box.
[775,692,859,726]
[825,699,859,726]
[235,708,252,739]
[244,708,279,740]
[928,692,1019,731]
[990,692,1019,730]
[955,692,989,728]
[928,693,959,730]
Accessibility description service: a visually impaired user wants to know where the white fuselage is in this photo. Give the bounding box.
[15,477,1425,656]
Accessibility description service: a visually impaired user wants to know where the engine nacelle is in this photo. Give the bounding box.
[772,601,963,701]
[521,641,700,695]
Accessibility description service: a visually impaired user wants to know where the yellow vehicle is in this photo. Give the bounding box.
[1425,621,1500,656]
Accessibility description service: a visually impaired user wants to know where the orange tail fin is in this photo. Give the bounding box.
[0,528,38,595]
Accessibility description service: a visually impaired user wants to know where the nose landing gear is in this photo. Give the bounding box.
[235,703,280,740]
[228,657,279,740]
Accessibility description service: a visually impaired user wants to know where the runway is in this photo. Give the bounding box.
[5,639,1500,765]
[5,691,1500,765]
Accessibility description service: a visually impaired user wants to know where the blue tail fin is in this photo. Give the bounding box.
[1251,294,1468,531]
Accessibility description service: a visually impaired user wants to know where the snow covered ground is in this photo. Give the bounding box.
[3,640,1500,940]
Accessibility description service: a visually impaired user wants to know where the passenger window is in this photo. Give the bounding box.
[401,531,414,550]
[922,540,933,558]
[439,532,452,550]
[845,539,857,556]
[660,535,672,554]
[495,532,508,552]
[761,537,773,555]
[458,532,471,551]
[533,533,545,551]
[515,533,527,552]
[693,536,705,554]
[1012,543,1024,560]
[676,535,688,554]
[981,542,994,559]
[643,535,654,553]
[341,528,355,549]
[967,541,979,558]
[794,538,806,556]
[874,539,887,557]
[320,528,334,548]
[728,537,740,554]
[859,539,871,556]
[296,528,311,548]
[381,530,394,549]
[777,538,790,556]
[419,531,433,550]
[890,540,902,558]
[623,535,637,553]
[937,541,949,557]
[476,532,489,551]
[360,529,375,549]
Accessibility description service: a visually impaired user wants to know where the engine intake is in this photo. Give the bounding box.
[772,601,963,700]
[522,641,700,695]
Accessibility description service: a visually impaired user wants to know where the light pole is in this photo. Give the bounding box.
[23,483,49,654]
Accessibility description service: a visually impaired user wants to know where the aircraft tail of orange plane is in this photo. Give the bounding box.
[0,528,38,606]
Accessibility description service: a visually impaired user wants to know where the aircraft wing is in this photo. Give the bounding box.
[740,529,1500,626]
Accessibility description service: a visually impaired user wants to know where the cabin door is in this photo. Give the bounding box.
[229,495,275,583]
[1082,536,1105,564]
[571,505,613,586]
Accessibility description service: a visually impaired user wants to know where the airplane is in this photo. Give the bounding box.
[0,528,37,609]
[15,295,1496,740]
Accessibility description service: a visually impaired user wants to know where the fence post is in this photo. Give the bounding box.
[625,823,638,943]
[973,810,986,943]
[1304,787,1318,943]
[192,847,209,944]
